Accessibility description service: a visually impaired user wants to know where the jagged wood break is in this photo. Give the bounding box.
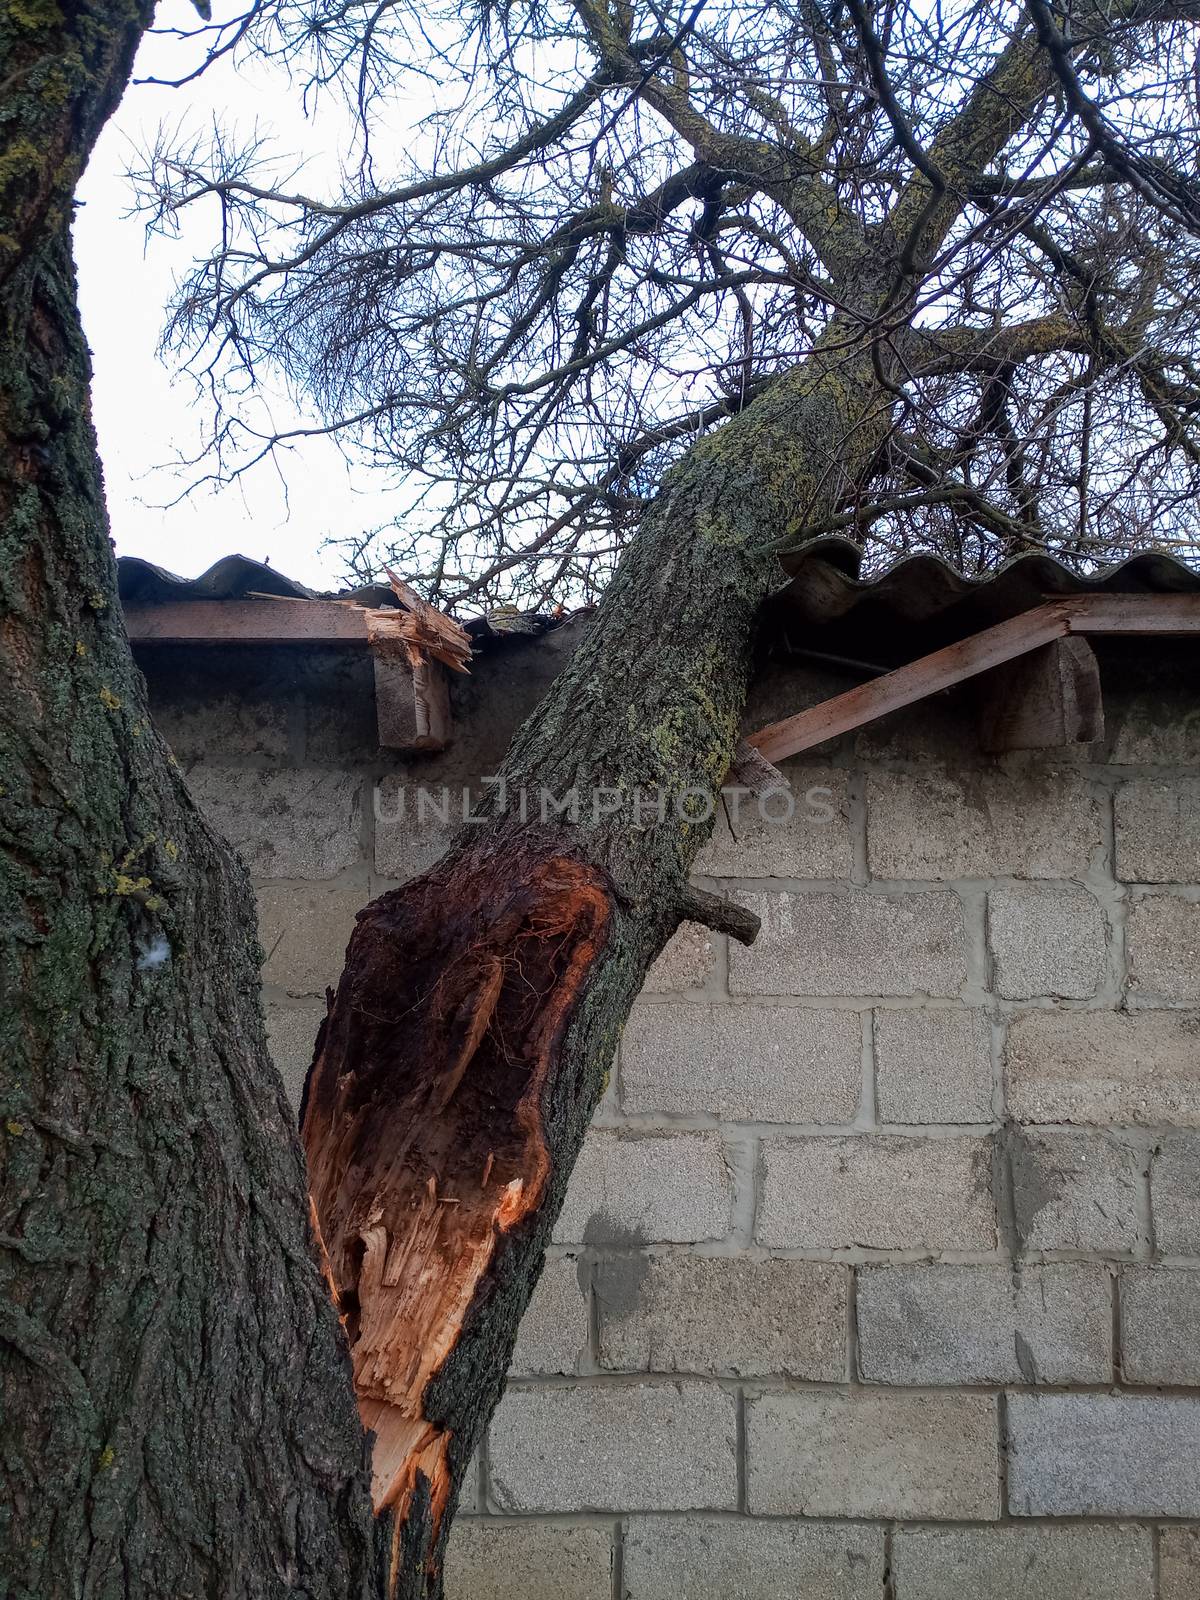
[301,842,611,1587]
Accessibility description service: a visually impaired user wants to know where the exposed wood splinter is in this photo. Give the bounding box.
[381,569,473,675]
[300,842,613,1590]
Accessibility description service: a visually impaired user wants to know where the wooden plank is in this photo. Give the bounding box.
[125,599,369,644]
[372,654,452,752]
[746,601,1073,763]
[978,636,1104,753]
[1064,593,1200,634]
[411,660,451,749]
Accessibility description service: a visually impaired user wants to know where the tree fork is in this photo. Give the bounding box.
[1,0,892,1562]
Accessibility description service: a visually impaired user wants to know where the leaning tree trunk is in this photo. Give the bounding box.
[303,338,893,1595]
[0,4,382,1596]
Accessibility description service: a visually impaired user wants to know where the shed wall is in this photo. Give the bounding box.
[137,632,1200,1600]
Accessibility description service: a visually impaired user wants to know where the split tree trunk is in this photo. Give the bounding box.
[303,341,893,1595]
[0,6,896,1594]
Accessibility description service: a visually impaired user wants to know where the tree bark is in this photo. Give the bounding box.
[0,5,381,1595]
[0,8,899,1595]
[302,333,893,1596]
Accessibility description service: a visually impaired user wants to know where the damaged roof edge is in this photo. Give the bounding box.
[116,540,1200,639]
[115,553,569,645]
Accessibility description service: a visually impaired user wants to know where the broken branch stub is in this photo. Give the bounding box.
[300,839,612,1588]
[679,885,760,946]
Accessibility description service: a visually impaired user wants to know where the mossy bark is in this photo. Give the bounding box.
[1,4,383,1596]
[303,331,894,1598]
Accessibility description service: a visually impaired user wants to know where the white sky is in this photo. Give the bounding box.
[74,2,406,591]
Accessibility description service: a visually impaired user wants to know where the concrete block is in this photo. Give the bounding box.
[1121,1268,1200,1384]
[890,1526,1153,1600]
[188,765,362,879]
[488,1382,737,1512]
[596,1254,847,1379]
[1113,716,1200,766]
[444,1522,611,1600]
[854,699,979,764]
[745,1391,999,1519]
[510,1255,590,1376]
[856,1263,1111,1385]
[621,1002,861,1123]
[873,1008,994,1124]
[622,1517,885,1600]
[693,766,852,878]
[988,885,1106,1000]
[1127,893,1200,1000]
[553,1131,731,1246]
[1109,663,1200,763]
[257,882,364,998]
[153,693,289,762]
[1008,1393,1200,1515]
[1161,1528,1200,1600]
[264,1005,323,1111]
[373,776,457,880]
[1115,776,1200,882]
[1006,1009,1200,1126]
[1151,1134,1200,1255]
[867,768,1102,880]
[640,921,715,994]
[729,891,967,998]
[1008,1130,1144,1253]
[757,1135,995,1251]
[741,661,859,747]
[303,682,380,762]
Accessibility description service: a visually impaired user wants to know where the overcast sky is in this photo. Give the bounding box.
[74,3,404,591]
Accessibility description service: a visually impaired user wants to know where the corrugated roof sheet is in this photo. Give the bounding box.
[779,538,1200,625]
[115,554,566,643]
[116,553,392,608]
[117,542,1200,641]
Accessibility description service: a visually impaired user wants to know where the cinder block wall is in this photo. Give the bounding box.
[137,632,1200,1600]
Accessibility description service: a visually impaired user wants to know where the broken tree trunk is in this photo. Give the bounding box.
[302,334,893,1596]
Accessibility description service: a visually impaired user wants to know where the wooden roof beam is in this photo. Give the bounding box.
[124,597,464,754]
[978,635,1104,754]
[124,598,370,644]
[746,593,1200,764]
